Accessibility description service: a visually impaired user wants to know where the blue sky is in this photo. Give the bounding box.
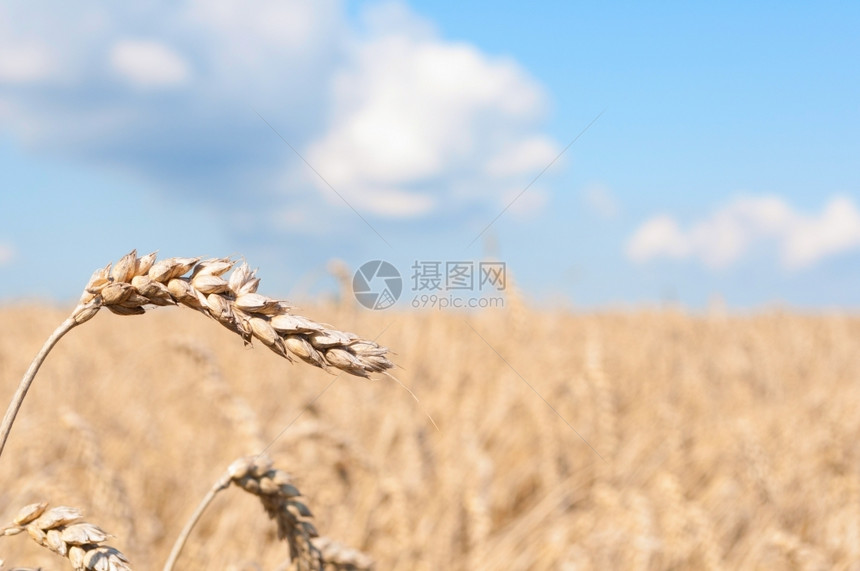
[1,1,858,308]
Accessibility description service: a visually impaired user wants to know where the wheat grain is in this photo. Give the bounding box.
[165,454,372,571]
[0,503,131,571]
[76,251,392,377]
[225,456,373,571]
[0,561,43,571]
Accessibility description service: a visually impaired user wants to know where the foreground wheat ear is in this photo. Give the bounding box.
[165,454,373,571]
[0,503,131,570]
[0,250,394,459]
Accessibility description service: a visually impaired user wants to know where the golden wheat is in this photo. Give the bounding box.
[0,251,394,568]
[2,291,860,568]
[0,503,131,570]
[76,251,392,376]
[165,455,372,571]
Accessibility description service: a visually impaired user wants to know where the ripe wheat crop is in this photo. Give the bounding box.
[1,251,860,569]
[1,503,130,571]
[0,251,386,570]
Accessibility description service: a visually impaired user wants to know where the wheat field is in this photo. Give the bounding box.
[1,295,859,569]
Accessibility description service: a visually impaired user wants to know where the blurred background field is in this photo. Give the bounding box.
[1,300,859,570]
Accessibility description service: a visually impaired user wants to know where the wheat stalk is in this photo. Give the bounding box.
[0,503,131,570]
[164,454,373,571]
[0,250,394,459]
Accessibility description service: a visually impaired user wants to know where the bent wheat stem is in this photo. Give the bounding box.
[162,471,232,571]
[0,301,98,459]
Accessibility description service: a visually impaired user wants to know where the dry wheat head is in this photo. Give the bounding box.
[73,251,392,377]
[226,455,373,571]
[0,503,131,571]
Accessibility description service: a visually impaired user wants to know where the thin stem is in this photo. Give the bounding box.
[163,471,232,571]
[0,314,80,460]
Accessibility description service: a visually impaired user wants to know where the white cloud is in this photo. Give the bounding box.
[485,137,558,178]
[782,196,860,268]
[304,3,557,218]
[182,0,345,101]
[0,43,54,83]
[627,215,689,262]
[627,195,860,269]
[186,0,342,55]
[109,40,190,87]
[0,0,559,229]
[582,183,619,219]
[0,243,15,267]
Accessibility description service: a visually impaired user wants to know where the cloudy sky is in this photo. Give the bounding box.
[1,1,858,308]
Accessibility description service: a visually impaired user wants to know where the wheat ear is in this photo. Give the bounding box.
[164,454,373,571]
[0,250,393,460]
[0,503,131,570]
